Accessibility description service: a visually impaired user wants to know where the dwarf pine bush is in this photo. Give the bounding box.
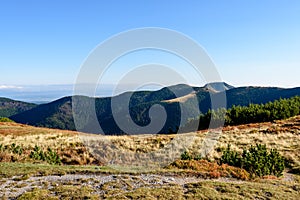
[220,144,285,177]
[10,143,23,155]
[30,145,61,165]
[181,150,192,160]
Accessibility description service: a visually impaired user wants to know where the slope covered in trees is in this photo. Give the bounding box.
[0,98,36,117]
[10,97,74,130]
[188,96,300,130]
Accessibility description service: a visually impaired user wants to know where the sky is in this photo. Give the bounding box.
[0,0,300,101]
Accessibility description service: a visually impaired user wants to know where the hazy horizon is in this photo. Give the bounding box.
[1,81,299,103]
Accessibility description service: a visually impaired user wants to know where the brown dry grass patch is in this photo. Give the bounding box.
[168,159,250,180]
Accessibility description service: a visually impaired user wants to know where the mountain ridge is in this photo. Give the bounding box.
[7,82,300,134]
[0,97,36,117]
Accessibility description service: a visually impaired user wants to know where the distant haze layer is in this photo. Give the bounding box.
[0,84,164,103]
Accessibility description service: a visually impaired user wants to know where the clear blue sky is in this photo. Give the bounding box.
[0,0,300,88]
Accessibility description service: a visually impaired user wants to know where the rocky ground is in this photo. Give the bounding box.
[1,172,299,199]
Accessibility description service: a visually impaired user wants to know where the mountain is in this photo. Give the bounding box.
[204,82,235,93]
[10,82,300,134]
[210,86,300,109]
[0,98,36,117]
[10,97,74,130]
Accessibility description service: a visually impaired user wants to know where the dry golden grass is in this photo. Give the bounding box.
[0,122,100,165]
[210,115,300,171]
[167,159,250,180]
[0,122,77,136]
[0,115,299,171]
[0,117,300,199]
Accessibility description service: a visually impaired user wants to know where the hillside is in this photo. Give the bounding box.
[9,82,300,134]
[0,116,300,199]
[0,98,36,117]
[1,115,300,169]
[10,97,75,130]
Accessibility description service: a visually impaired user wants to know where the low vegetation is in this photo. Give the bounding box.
[0,117,14,122]
[0,113,299,199]
[0,142,62,165]
[0,122,101,165]
[175,143,285,179]
[3,173,300,200]
[0,162,114,178]
[168,159,250,180]
[17,185,99,200]
[0,141,99,165]
[220,144,285,177]
[30,145,61,165]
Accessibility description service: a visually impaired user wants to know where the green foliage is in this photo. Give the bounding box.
[46,147,62,165]
[0,97,36,117]
[10,143,23,155]
[180,150,192,160]
[180,150,202,161]
[30,145,45,161]
[220,144,285,177]
[0,143,24,155]
[0,143,61,165]
[11,97,76,131]
[193,154,203,161]
[186,96,300,130]
[30,145,61,165]
[219,144,240,167]
[0,117,14,122]
[226,96,300,125]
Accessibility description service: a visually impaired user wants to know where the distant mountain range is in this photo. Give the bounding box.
[0,98,36,117]
[2,82,299,135]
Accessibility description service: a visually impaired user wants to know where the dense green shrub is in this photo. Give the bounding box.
[0,143,23,155]
[0,117,14,122]
[180,150,202,161]
[180,150,192,160]
[219,145,241,167]
[10,143,23,155]
[30,145,45,161]
[220,144,285,177]
[46,147,62,165]
[0,143,61,164]
[30,145,61,165]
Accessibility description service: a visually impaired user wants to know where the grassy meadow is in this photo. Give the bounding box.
[0,116,300,199]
